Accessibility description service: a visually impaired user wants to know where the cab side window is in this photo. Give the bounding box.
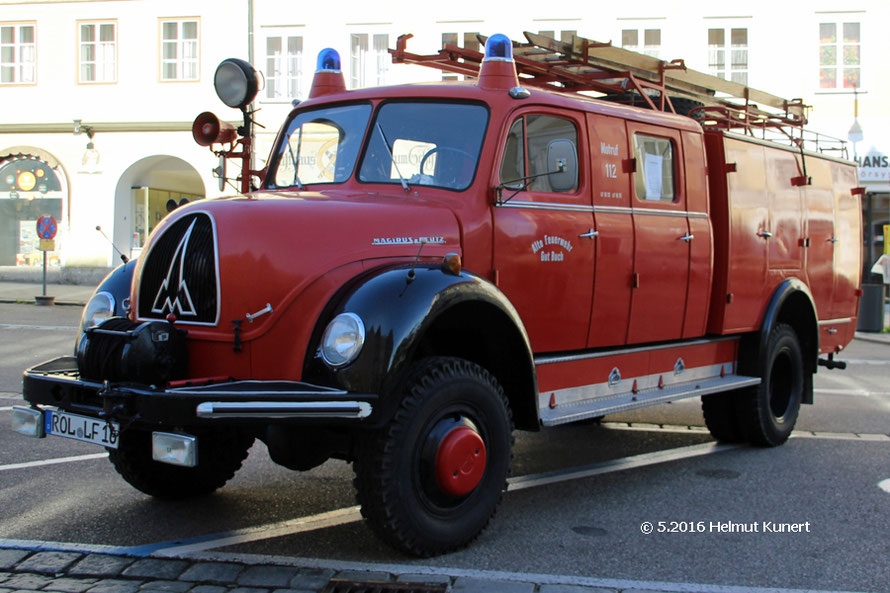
[499,114,578,193]
[633,134,675,202]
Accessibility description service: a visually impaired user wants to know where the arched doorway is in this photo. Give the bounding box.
[115,156,205,260]
[0,147,69,267]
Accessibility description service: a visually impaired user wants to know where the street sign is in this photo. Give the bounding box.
[884,224,889,255]
[36,215,58,240]
[39,239,55,251]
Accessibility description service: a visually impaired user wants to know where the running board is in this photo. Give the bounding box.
[540,373,761,427]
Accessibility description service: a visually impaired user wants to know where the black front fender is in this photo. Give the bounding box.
[303,264,538,428]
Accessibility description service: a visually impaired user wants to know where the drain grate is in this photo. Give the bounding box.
[320,579,448,593]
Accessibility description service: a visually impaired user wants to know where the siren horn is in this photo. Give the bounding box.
[192,112,237,147]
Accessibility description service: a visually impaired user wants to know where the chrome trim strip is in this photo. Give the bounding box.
[195,401,372,420]
[818,317,855,326]
[498,200,708,219]
[535,335,740,366]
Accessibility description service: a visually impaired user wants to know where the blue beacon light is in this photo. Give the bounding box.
[483,34,513,62]
[316,48,342,73]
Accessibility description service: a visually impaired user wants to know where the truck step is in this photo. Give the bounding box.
[540,373,761,427]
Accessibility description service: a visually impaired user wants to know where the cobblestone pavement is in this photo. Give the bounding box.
[0,544,873,593]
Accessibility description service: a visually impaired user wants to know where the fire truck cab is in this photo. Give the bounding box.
[13,33,862,557]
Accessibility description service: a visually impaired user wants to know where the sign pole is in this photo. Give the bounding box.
[35,215,57,306]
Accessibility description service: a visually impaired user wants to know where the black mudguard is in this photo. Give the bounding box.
[303,263,539,428]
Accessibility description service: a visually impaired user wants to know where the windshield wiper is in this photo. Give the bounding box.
[286,138,306,190]
[375,123,410,192]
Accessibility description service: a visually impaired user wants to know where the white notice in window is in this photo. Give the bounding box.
[644,153,663,200]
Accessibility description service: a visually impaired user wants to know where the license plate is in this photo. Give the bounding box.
[44,409,119,449]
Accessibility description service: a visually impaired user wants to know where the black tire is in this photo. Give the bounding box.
[701,391,745,443]
[354,357,513,557]
[109,427,254,498]
[737,324,805,446]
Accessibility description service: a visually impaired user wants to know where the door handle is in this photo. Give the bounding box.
[758,230,773,239]
[828,237,838,243]
[579,228,599,239]
[680,233,694,242]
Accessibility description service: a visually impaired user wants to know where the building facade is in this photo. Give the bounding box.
[1,0,888,272]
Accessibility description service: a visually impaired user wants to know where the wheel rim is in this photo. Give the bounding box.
[435,425,487,497]
[417,412,488,510]
[769,348,794,420]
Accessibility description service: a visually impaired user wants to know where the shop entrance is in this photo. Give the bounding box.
[0,153,66,267]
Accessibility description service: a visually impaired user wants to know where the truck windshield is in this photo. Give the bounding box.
[359,101,489,191]
[270,102,372,188]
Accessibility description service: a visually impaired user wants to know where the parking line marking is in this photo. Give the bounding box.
[507,441,740,491]
[0,323,78,331]
[0,453,108,472]
[146,506,364,557]
[142,442,739,556]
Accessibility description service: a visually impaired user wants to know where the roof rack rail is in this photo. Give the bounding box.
[391,32,844,157]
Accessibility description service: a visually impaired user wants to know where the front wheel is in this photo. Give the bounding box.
[354,357,513,557]
[109,427,255,498]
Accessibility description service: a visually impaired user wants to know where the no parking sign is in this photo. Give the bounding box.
[37,215,57,251]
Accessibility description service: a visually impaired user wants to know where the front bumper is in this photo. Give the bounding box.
[22,356,376,429]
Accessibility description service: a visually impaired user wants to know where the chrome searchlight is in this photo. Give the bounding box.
[214,58,260,110]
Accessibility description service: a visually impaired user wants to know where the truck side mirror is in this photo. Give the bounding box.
[547,139,578,192]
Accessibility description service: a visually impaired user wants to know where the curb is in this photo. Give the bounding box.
[0,543,874,593]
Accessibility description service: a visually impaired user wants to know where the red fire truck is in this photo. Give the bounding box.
[14,33,862,556]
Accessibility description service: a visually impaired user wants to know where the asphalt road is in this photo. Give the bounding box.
[1,302,888,593]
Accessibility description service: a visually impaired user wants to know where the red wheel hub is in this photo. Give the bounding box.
[435,426,487,497]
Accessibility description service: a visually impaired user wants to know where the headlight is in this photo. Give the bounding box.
[321,313,365,367]
[80,291,115,333]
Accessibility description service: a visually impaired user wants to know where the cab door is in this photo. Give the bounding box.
[625,123,691,344]
[492,110,594,352]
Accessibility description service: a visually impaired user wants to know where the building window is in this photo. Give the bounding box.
[79,21,116,83]
[1,23,36,84]
[538,30,577,43]
[265,35,302,99]
[160,18,199,81]
[350,33,389,89]
[622,29,661,58]
[708,27,747,85]
[819,22,860,89]
[441,31,480,81]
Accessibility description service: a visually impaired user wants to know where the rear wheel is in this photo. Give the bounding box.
[354,357,513,557]
[109,427,254,498]
[737,324,805,446]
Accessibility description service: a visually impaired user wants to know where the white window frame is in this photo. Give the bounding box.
[818,19,862,91]
[350,32,390,89]
[707,26,748,85]
[0,22,36,85]
[78,20,117,84]
[440,29,481,81]
[264,32,303,101]
[621,28,661,58]
[159,18,199,82]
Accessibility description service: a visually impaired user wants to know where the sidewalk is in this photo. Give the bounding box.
[0,543,868,593]
[0,281,97,307]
